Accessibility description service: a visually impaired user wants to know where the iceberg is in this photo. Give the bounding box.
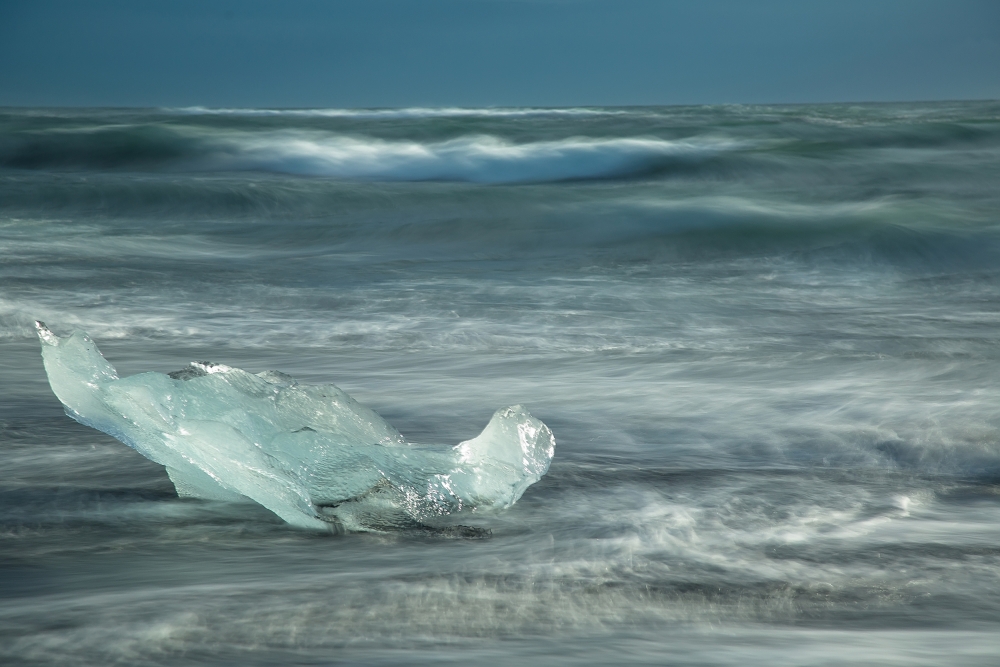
[35,322,555,532]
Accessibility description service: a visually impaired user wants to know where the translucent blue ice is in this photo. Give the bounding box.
[35,322,554,531]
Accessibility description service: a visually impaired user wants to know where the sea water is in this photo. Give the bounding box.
[2,102,1000,665]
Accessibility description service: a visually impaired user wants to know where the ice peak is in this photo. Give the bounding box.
[35,320,59,346]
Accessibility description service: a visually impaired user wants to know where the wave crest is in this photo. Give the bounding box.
[175,106,630,119]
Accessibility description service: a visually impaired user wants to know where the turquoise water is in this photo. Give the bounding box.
[3,102,1000,665]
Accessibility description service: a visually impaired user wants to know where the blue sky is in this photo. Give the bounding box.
[1,0,997,107]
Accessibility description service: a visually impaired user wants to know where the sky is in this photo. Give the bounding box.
[1,0,998,108]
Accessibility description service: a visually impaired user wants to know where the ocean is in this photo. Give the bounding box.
[2,102,1000,665]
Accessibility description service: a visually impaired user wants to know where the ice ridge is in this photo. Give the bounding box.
[34,322,555,532]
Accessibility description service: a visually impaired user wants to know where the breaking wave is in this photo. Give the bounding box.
[0,125,738,183]
[216,133,734,183]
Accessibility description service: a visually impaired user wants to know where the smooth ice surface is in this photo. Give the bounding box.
[34,322,554,531]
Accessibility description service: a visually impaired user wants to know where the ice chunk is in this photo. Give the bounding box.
[35,322,555,531]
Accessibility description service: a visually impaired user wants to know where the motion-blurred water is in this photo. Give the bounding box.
[3,102,1000,665]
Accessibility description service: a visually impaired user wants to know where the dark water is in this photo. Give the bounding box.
[3,102,1000,665]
